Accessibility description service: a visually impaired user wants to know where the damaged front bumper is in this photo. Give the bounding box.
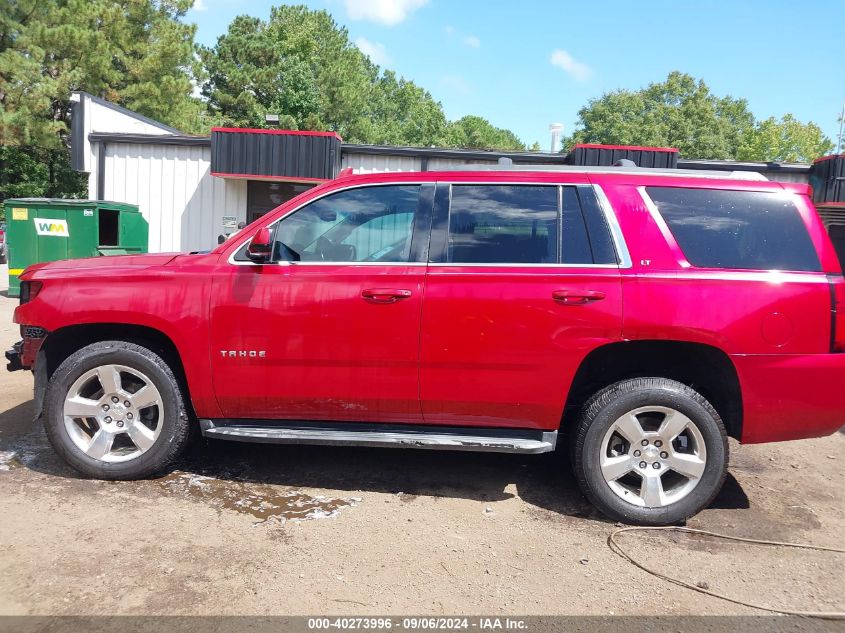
[5,340,24,372]
[7,333,49,420]
[6,328,47,372]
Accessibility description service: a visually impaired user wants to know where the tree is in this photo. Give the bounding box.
[0,145,87,222]
[200,14,317,131]
[201,6,378,141]
[0,146,86,200]
[565,71,834,162]
[367,70,447,146]
[443,115,525,151]
[201,5,523,149]
[564,72,755,159]
[738,115,833,163]
[0,0,207,148]
[564,71,833,161]
[0,0,205,202]
[110,0,208,133]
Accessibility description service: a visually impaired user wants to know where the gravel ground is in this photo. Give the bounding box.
[0,263,843,616]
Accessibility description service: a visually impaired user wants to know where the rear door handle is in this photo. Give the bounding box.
[552,290,606,305]
[361,288,413,304]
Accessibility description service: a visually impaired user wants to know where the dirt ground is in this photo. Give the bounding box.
[0,263,843,617]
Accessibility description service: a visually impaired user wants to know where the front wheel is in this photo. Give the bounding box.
[572,378,728,525]
[43,341,192,479]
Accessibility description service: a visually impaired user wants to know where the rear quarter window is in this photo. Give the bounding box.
[645,187,821,272]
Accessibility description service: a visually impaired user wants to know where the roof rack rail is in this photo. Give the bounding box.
[437,163,769,181]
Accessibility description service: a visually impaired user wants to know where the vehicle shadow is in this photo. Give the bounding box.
[2,398,750,521]
[709,473,749,509]
[0,399,39,446]
[183,437,603,520]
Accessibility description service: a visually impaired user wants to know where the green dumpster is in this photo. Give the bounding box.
[5,199,148,297]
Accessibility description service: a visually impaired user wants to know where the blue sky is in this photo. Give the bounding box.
[186,0,845,151]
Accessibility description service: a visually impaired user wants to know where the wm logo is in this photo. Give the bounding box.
[34,218,69,237]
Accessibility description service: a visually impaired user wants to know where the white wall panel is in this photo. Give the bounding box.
[88,101,174,137]
[427,158,497,171]
[99,143,246,253]
[341,152,498,174]
[760,171,809,184]
[73,91,177,174]
[341,153,420,173]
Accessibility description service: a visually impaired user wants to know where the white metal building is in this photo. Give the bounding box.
[71,92,245,253]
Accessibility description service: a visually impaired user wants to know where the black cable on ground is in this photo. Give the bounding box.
[608,526,845,619]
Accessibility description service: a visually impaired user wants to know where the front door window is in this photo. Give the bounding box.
[274,185,420,263]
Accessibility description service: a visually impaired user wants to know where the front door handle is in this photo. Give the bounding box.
[361,288,413,304]
[552,290,606,305]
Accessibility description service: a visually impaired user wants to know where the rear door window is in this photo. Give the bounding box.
[446,185,559,264]
[646,187,821,272]
[441,184,616,265]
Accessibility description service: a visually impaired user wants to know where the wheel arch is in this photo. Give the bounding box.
[563,340,742,440]
[35,323,193,421]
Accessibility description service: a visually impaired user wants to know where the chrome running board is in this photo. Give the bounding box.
[199,419,557,454]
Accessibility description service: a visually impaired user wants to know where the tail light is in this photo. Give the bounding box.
[830,276,845,352]
[19,281,42,305]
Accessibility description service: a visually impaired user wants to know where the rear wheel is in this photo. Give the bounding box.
[572,378,728,525]
[43,341,192,479]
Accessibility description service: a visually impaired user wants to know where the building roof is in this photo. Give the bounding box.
[83,132,814,175]
[88,132,211,146]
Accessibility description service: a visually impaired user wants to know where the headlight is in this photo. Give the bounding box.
[19,281,42,305]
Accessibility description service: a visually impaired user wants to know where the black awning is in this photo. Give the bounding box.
[210,127,342,182]
[565,143,679,168]
[811,155,845,204]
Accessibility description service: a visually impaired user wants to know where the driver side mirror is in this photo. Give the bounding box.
[246,227,273,263]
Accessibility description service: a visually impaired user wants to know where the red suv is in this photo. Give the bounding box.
[8,167,845,524]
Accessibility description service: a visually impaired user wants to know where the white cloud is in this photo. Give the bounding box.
[355,37,391,66]
[344,0,429,26]
[463,35,481,48]
[444,26,480,49]
[441,74,471,96]
[192,0,207,10]
[549,49,592,81]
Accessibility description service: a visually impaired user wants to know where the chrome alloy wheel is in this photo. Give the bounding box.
[599,406,707,508]
[63,364,164,463]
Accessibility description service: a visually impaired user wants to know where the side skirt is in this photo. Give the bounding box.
[199,419,557,455]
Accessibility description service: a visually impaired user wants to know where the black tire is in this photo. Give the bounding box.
[43,340,192,479]
[572,378,728,525]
